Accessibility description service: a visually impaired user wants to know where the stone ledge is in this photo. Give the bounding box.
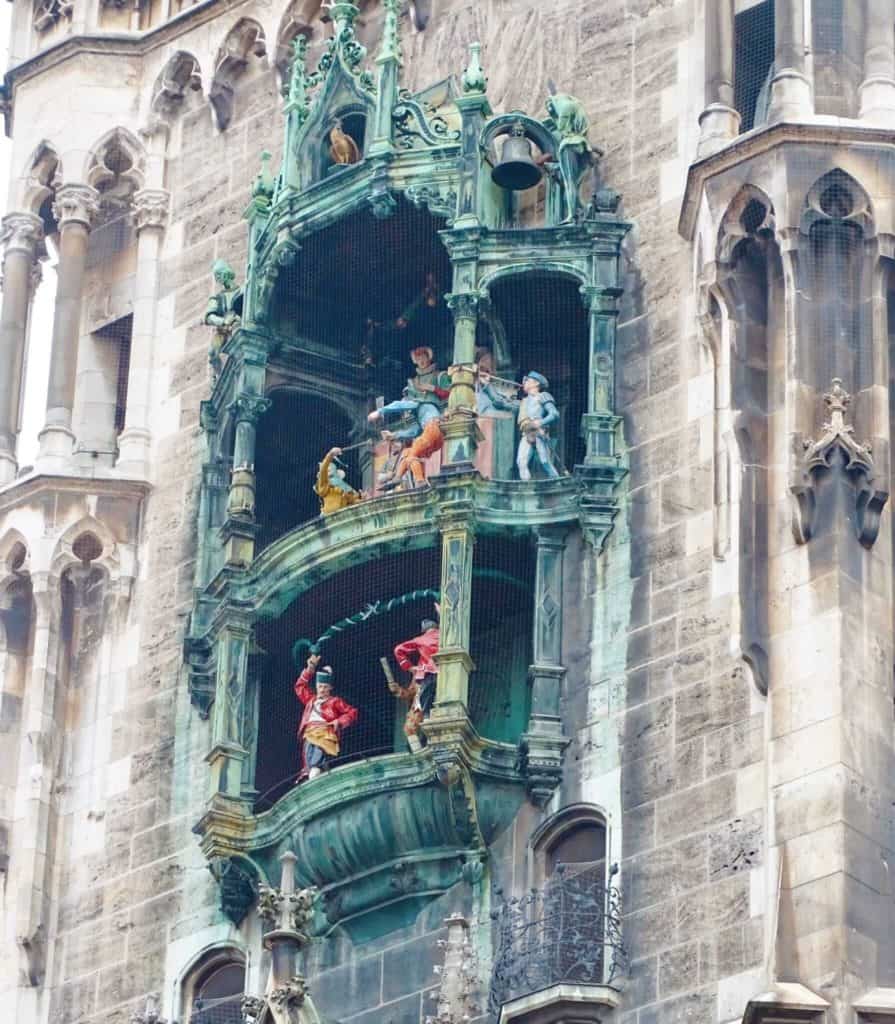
[498,983,621,1024]
[742,982,829,1024]
[855,988,895,1023]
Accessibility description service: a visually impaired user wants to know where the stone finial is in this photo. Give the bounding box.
[461,42,487,95]
[426,914,480,1024]
[802,378,873,474]
[133,189,170,232]
[377,0,402,65]
[51,183,100,230]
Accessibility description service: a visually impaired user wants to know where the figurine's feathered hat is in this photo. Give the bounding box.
[316,666,334,686]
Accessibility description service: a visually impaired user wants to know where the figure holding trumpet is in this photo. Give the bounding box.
[478,368,562,480]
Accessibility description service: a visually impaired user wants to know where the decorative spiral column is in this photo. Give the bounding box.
[0,212,43,484]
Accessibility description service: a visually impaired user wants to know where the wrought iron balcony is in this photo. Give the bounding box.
[489,864,627,1023]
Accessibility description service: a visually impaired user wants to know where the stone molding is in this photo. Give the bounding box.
[51,183,100,230]
[679,120,895,241]
[0,211,43,255]
[133,188,170,231]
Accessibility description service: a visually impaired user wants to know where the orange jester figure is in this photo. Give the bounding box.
[367,388,444,490]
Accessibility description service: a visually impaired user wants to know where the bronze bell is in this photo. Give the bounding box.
[492,124,543,191]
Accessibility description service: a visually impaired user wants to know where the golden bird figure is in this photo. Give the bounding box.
[329,120,361,165]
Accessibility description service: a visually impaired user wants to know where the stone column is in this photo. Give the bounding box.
[859,0,895,123]
[521,527,570,806]
[222,393,271,567]
[767,0,812,121]
[0,213,43,484]
[698,0,740,155]
[207,618,251,801]
[116,188,169,477]
[15,571,61,989]
[38,184,99,466]
[443,291,480,468]
[432,499,475,712]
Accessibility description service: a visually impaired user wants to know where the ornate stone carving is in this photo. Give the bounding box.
[51,184,100,230]
[210,856,258,926]
[0,212,43,256]
[405,183,458,220]
[241,996,266,1023]
[268,976,310,1024]
[133,189,170,232]
[230,394,272,425]
[426,914,480,1024]
[461,41,487,95]
[33,0,72,33]
[257,881,316,937]
[791,378,888,548]
[130,994,167,1024]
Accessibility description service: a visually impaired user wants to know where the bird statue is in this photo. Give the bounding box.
[329,120,361,165]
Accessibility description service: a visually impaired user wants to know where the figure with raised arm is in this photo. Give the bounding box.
[315,447,364,515]
[482,371,562,480]
[368,388,444,489]
[294,654,358,781]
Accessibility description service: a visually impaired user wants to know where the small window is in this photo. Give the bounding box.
[546,819,606,875]
[94,314,133,437]
[187,959,245,1024]
[734,0,775,132]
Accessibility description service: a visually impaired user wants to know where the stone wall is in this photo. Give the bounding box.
[0,1,780,1023]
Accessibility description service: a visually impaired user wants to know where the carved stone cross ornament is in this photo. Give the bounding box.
[791,378,888,548]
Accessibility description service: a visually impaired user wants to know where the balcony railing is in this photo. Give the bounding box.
[489,863,628,1016]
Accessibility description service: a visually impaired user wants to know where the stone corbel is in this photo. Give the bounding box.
[209,855,258,926]
[790,379,888,549]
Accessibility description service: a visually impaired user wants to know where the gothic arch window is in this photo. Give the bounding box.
[254,389,360,549]
[75,130,147,461]
[182,949,246,1024]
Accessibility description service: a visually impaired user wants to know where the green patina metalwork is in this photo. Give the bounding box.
[185,4,630,940]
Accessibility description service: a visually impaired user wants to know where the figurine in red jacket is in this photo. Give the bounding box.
[294,654,358,781]
[391,615,440,746]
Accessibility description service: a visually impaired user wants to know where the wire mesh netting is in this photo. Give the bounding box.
[189,996,244,1024]
[252,537,534,810]
[734,0,775,133]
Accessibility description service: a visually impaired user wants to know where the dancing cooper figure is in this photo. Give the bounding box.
[294,654,358,781]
